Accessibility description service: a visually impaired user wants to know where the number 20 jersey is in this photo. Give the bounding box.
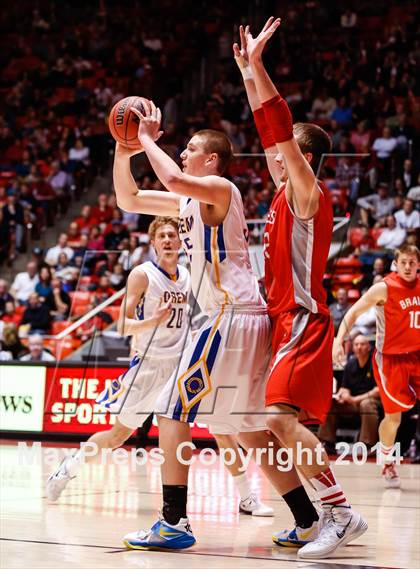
[376,272,420,354]
[130,261,191,358]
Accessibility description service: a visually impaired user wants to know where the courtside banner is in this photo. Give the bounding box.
[0,365,46,432]
[43,366,125,434]
[42,366,213,439]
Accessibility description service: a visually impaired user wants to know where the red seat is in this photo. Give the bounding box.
[334,257,362,274]
[103,305,120,321]
[78,276,97,291]
[332,273,363,290]
[51,320,73,336]
[370,228,384,247]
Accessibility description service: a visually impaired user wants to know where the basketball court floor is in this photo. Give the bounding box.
[1,441,419,569]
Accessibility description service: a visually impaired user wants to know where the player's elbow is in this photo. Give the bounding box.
[166,174,185,193]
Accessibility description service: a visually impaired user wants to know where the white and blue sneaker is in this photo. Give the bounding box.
[46,456,75,501]
[273,518,321,547]
[298,505,368,559]
[123,515,196,550]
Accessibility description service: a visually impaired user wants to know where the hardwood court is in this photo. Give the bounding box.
[1,441,419,569]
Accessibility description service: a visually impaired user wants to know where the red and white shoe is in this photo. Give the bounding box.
[382,463,401,489]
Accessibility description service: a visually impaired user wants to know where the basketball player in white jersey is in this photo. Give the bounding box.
[113,102,316,550]
[46,217,190,500]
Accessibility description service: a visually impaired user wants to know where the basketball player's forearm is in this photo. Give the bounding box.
[140,136,184,192]
[113,153,141,210]
[118,316,160,336]
[250,58,279,104]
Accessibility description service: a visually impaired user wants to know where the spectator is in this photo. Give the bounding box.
[2,324,25,359]
[2,194,26,256]
[394,199,420,232]
[21,292,51,334]
[407,173,420,203]
[11,261,39,304]
[319,334,380,452]
[340,9,357,28]
[35,266,53,300]
[377,215,407,249]
[104,220,129,250]
[329,288,350,333]
[401,159,414,191]
[45,277,71,320]
[118,235,144,268]
[331,96,353,127]
[69,138,90,166]
[92,193,113,225]
[76,301,112,343]
[350,121,371,154]
[19,334,55,362]
[310,88,337,121]
[45,233,74,267]
[137,235,157,264]
[87,225,105,250]
[0,279,14,316]
[47,161,70,216]
[0,340,13,361]
[74,205,97,230]
[357,183,395,226]
[358,257,388,291]
[372,126,397,177]
[92,275,115,304]
[67,222,82,247]
[1,300,22,327]
[110,263,126,289]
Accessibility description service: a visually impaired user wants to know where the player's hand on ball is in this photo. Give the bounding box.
[246,16,281,62]
[130,100,163,144]
[115,142,144,157]
[332,338,346,367]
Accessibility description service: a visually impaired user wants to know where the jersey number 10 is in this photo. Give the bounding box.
[409,310,420,329]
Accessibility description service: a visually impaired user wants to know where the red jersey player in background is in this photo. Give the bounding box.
[235,17,367,560]
[334,245,420,488]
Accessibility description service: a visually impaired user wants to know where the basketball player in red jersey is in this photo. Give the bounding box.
[334,245,420,488]
[235,18,367,559]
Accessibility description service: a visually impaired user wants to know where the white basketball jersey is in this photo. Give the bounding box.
[130,261,191,358]
[178,182,263,312]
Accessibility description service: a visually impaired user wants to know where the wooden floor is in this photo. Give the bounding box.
[1,441,419,569]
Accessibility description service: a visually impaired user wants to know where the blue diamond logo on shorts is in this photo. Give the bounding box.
[177,358,212,412]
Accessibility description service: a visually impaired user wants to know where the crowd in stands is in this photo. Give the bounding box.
[0,0,418,457]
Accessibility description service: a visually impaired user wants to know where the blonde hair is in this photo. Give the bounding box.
[395,244,420,261]
[148,217,179,241]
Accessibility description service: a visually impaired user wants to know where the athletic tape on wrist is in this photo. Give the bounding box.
[253,108,276,149]
[241,66,253,80]
[262,95,293,142]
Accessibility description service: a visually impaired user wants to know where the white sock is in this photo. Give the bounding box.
[65,447,87,477]
[233,472,252,501]
[379,443,395,465]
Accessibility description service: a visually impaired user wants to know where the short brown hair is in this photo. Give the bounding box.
[395,244,420,261]
[293,123,332,174]
[194,129,233,174]
[148,216,179,241]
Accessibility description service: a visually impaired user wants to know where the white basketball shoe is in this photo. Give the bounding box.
[239,494,274,517]
[298,505,368,559]
[46,456,75,501]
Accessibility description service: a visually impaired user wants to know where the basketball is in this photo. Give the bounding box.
[108,96,151,149]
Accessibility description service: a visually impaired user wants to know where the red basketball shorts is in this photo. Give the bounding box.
[266,309,334,424]
[372,350,420,414]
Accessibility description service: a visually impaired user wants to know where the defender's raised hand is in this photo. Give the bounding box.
[233,25,251,72]
[246,17,281,62]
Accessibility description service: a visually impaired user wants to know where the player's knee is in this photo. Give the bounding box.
[384,412,401,426]
[266,414,295,438]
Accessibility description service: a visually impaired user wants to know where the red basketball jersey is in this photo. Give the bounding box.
[376,273,420,354]
[263,182,333,317]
